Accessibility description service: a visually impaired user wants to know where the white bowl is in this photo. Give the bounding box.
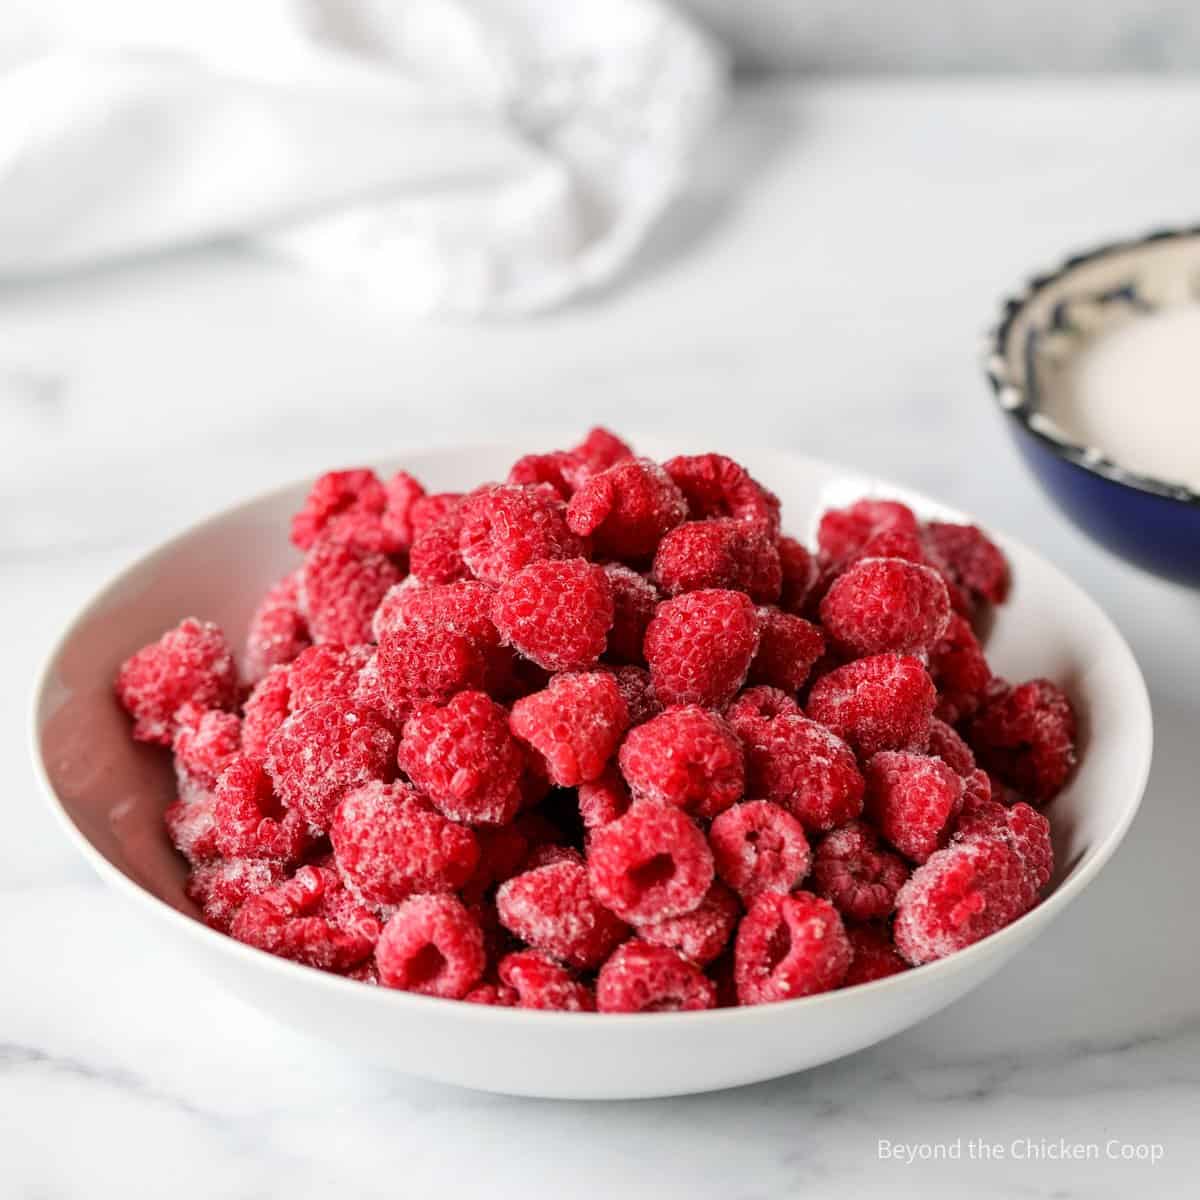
[30,442,1152,1099]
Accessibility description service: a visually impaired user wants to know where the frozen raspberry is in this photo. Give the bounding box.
[645,589,761,708]
[618,706,744,820]
[608,665,662,725]
[578,766,632,830]
[164,792,220,864]
[373,578,496,643]
[381,470,426,551]
[709,800,811,902]
[286,643,372,711]
[185,857,285,931]
[865,751,964,864]
[806,653,936,757]
[663,454,781,537]
[397,692,526,826]
[410,492,463,540]
[968,679,1077,804]
[811,821,909,920]
[747,609,824,693]
[231,865,379,971]
[463,983,518,1007]
[929,614,992,723]
[651,518,781,603]
[734,891,851,1004]
[376,894,486,998]
[508,451,575,498]
[299,538,402,646]
[894,834,1028,965]
[923,521,1009,607]
[953,792,1053,910]
[172,703,241,791]
[843,923,909,986]
[496,858,628,969]
[265,700,395,831]
[493,558,614,671]
[241,666,292,758]
[927,717,975,776]
[560,426,635,489]
[409,505,470,584]
[290,469,390,552]
[116,618,239,745]
[509,671,628,786]
[374,625,491,720]
[458,484,583,584]
[727,708,863,833]
[566,458,687,561]
[817,499,919,568]
[635,880,739,966]
[778,536,817,614]
[244,571,311,683]
[725,685,803,725]
[596,941,716,1013]
[498,950,595,1011]
[602,565,659,663]
[331,781,478,906]
[587,802,714,923]
[820,557,951,658]
[212,755,311,862]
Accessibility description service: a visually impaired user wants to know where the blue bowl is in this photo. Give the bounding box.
[986,227,1200,587]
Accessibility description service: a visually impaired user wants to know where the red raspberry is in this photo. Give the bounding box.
[410,492,463,540]
[464,983,518,1007]
[566,458,688,561]
[645,589,761,708]
[331,781,479,906]
[458,484,583,584]
[496,859,628,969]
[587,803,714,923]
[509,671,628,786]
[663,454,782,537]
[603,565,659,664]
[265,700,396,831]
[562,426,635,487]
[409,504,470,584]
[508,451,575,498]
[299,538,402,646]
[185,858,285,931]
[635,880,739,966]
[747,609,824,693]
[734,891,851,1004]
[725,685,803,724]
[893,834,1028,965]
[164,792,220,864]
[954,792,1053,910]
[172,703,241,791]
[376,894,486,998]
[865,751,964,863]
[373,578,496,643]
[968,679,1077,804]
[596,941,716,1013]
[923,521,1009,607]
[806,653,936,757]
[116,618,239,745]
[608,665,662,726]
[578,766,632,830]
[709,800,811,903]
[241,665,292,758]
[497,950,595,1011]
[381,470,426,551]
[778,535,817,614]
[374,625,491,720]
[816,498,919,568]
[397,692,526,826]
[820,557,951,658]
[244,571,311,683]
[651,518,781,603]
[212,755,311,862]
[290,469,390,552]
[493,558,614,671]
[287,643,373,711]
[843,923,909,986]
[618,705,744,820]
[231,865,379,972]
[811,820,909,920]
[927,716,975,776]
[929,613,992,723]
[726,707,863,833]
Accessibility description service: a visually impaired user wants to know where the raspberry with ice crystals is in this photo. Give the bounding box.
[567,458,688,561]
[708,800,811,903]
[596,941,716,1013]
[376,894,486,999]
[734,891,851,1004]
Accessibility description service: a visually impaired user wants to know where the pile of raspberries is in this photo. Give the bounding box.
[116,429,1076,1013]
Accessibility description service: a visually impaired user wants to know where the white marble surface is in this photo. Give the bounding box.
[4,78,1199,1198]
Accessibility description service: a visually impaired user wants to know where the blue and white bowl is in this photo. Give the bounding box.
[987,228,1200,586]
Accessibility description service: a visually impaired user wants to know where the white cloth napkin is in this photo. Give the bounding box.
[0,0,726,314]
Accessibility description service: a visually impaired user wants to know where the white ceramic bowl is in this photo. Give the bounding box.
[30,442,1152,1100]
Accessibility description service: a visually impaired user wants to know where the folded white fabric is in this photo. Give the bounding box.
[0,0,726,314]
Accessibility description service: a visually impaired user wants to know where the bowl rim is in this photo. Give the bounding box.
[984,224,1200,509]
[28,443,1155,1030]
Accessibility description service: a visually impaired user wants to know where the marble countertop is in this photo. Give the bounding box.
[4,78,1198,1198]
